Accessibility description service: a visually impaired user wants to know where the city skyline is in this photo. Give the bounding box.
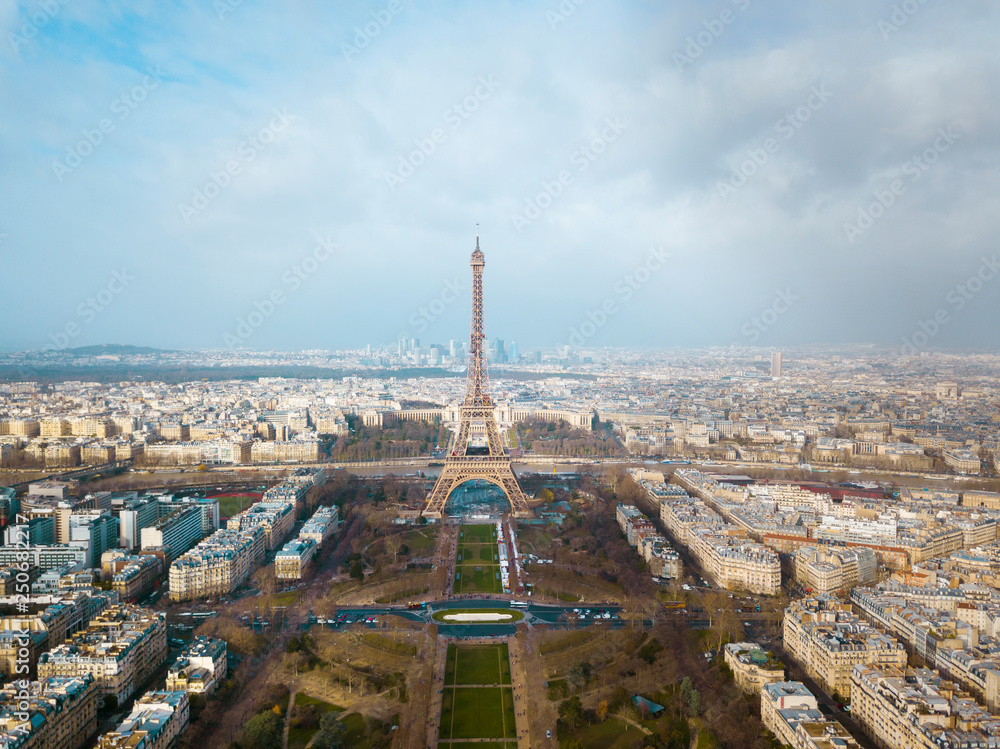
[2,2,999,354]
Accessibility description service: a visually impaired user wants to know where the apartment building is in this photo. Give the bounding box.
[44,443,81,468]
[36,605,167,705]
[299,505,339,545]
[40,418,71,437]
[723,642,785,693]
[0,674,99,749]
[0,545,87,573]
[761,681,859,749]
[784,596,907,700]
[168,527,265,602]
[0,591,108,677]
[80,443,116,464]
[158,423,190,441]
[274,537,317,580]
[140,505,205,562]
[101,551,162,602]
[250,439,321,463]
[95,690,190,749]
[164,637,227,694]
[227,499,295,551]
[851,665,1000,749]
[689,529,781,595]
[944,449,981,475]
[793,545,877,594]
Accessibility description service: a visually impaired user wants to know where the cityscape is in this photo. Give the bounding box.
[3,3,1000,749]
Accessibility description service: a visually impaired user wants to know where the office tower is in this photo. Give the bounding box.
[509,340,519,363]
[771,351,782,379]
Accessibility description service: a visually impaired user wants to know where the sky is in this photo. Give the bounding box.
[1,0,999,354]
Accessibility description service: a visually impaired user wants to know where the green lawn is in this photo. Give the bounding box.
[560,718,639,748]
[441,687,514,739]
[445,643,511,685]
[340,712,367,746]
[440,644,516,741]
[403,528,438,552]
[273,589,302,606]
[459,523,497,543]
[456,542,498,564]
[454,564,501,594]
[213,493,261,518]
[287,694,344,749]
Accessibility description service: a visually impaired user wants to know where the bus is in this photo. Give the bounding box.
[510,600,528,608]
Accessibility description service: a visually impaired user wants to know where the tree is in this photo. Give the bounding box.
[385,535,404,563]
[242,711,283,749]
[313,713,348,749]
[596,699,609,722]
[559,695,585,730]
[349,561,364,581]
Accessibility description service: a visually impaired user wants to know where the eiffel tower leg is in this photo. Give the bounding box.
[422,459,533,519]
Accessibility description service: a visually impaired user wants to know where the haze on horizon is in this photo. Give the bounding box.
[1,1,999,355]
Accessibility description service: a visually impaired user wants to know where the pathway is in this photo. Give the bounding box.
[282,689,297,749]
[507,634,532,748]
[426,636,448,748]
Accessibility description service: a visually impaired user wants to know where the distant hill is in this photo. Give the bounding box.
[68,344,169,355]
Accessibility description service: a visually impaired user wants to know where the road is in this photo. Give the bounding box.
[303,599,623,635]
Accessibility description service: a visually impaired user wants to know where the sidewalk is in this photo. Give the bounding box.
[426,636,447,748]
[508,636,531,747]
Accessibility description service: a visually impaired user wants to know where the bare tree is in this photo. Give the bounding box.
[385,535,404,564]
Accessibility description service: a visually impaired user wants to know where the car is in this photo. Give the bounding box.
[546,730,551,738]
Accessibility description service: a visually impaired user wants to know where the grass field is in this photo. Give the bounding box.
[211,492,261,518]
[454,524,504,594]
[273,589,302,606]
[403,527,438,553]
[454,564,502,593]
[459,523,497,543]
[287,694,343,749]
[456,542,498,564]
[445,643,512,685]
[439,644,516,741]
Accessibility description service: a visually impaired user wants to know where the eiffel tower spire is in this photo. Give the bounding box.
[422,235,532,519]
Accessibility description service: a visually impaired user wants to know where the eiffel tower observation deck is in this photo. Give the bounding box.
[421,237,532,519]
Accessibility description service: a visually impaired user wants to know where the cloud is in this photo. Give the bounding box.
[1,0,999,352]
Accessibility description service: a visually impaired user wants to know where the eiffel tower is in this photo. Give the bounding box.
[422,236,532,519]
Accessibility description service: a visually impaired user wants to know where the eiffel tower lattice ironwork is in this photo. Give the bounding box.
[421,236,532,519]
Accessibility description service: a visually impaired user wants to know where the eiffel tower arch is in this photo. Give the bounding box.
[422,237,533,519]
